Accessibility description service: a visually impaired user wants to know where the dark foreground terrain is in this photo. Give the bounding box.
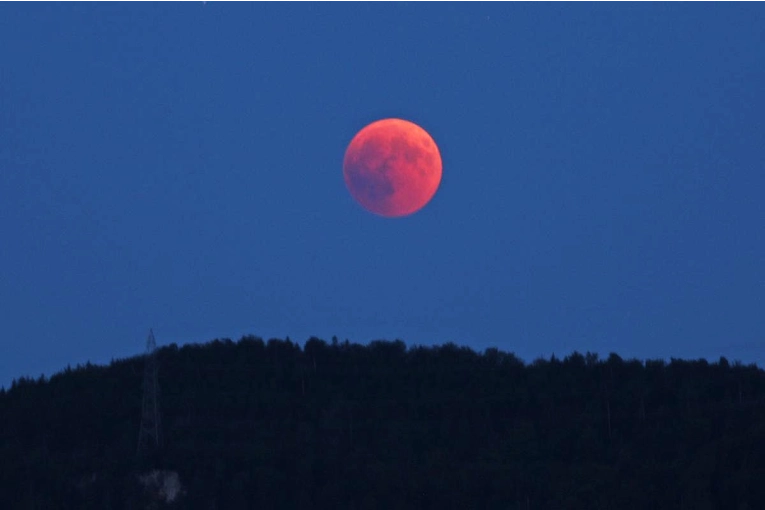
[1,336,764,509]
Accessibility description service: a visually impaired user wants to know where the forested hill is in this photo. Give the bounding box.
[2,336,765,509]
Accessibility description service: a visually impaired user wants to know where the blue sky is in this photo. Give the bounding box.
[1,3,764,387]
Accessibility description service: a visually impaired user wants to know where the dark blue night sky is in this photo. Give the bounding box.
[2,3,764,387]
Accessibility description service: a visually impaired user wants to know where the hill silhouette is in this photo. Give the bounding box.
[1,336,764,509]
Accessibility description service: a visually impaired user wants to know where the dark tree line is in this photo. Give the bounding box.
[1,336,764,509]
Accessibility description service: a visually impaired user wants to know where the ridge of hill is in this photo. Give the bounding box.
[2,336,764,509]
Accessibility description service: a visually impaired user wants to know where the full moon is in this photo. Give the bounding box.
[343,118,442,218]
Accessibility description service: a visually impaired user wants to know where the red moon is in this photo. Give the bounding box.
[343,118,442,218]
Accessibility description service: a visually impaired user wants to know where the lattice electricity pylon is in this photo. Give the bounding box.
[137,328,162,457]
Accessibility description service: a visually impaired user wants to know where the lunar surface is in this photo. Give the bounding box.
[343,118,442,218]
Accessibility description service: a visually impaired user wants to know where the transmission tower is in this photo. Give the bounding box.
[137,328,162,457]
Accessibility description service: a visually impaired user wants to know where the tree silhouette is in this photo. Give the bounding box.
[1,336,764,509]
